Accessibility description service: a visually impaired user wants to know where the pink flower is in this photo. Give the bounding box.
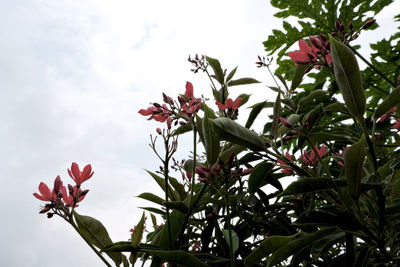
[277,152,294,175]
[33,182,56,202]
[301,146,328,167]
[392,118,400,131]
[68,162,94,187]
[378,106,397,123]
[289,36,332,68]
[62,185,89,207]
[216,98,242,110]
[185,81,194,99]
[279,116,292,128]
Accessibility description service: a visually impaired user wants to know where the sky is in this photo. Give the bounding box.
[1,0,399,266]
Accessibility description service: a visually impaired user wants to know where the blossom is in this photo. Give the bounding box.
[68,162,94,187]
[33,181,57,202]
[378,106,397,123]
[277,152,294,175]
[279,116,292,128]
[216,98,242,119]
[288,36,332,69]
[392,118,400,131]
[138,105,172,123]
[62,185,89,207]
[301,146,328,167]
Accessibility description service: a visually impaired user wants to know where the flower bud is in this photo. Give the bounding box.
[279,117,292,128]
[156,128,162,135]
[362,19,376,29]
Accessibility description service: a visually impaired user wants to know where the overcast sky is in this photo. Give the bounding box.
[1,1,399,266]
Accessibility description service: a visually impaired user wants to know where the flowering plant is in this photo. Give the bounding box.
[34,1,400,266]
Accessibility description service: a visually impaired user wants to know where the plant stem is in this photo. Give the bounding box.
[163,138,172,249]
[349,46,396,88]
[189,127,197,209]
[225,185,235,267]
[69,215,112,267]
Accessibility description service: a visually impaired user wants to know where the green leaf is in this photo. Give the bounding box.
[142,249,208,267]
[291,64,308,92]
[329,36,365,118]
[237,93,251,107]
[212,117,267,151]
[207,56,225,85]
[137,192,164,206]
[220,145,247,162]
[344,135,366,200]
[222,229,239,254]
[227,77,260,87]
[172,124,192,136]
[297,89,326,109]
[145,170,177,201]
[280,178,347,196]
[267,228,338,267]
[245,101,266,129]
[373,85,400,120]
[168,176,186,200]
[244,234,297,266]
[248,162,274,194]
[102,241,133,253]
[159,210,185,250]
[202,104,220,165]
[271,91,281,139]
[226,66,238,82]
[73,211,122,266]
[131,212,146,248]
[163,201,188,213]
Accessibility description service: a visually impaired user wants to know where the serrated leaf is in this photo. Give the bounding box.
[212,117,267,151]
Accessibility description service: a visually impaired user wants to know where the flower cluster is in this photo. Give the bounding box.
[333,19,376,44]
[188,54,208,73]
[277,146,328,175]
[138,82,202,129]
[288,35,332,71]
[196,154,252,183]
[33,163,93,218]
[216,97,242,120]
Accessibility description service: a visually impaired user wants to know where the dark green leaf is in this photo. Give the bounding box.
[244,234,296,266]
[330,36,365,118]
[212,117,267,151]
[202,104,220,165]
[73,211,122,266]
[344,135,366,200]
[228,78,260,87]
[142,249,208,267]
[131,212,146,248]
[137,193,164,206]
[248,162,274,194]
[207,56,225,85]
[271,91,281,138]
[291,64,308,92]
[226,66,238,82]
[281,178,347,196]
[245,101,266,129]
[373,85,400,120]
[222,229,239,254]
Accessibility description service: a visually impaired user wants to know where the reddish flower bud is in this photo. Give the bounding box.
[279,117,292,128]
[156,128,162,135]
[362,19,376,29]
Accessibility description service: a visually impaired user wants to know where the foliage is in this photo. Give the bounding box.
[34,1,400,266]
